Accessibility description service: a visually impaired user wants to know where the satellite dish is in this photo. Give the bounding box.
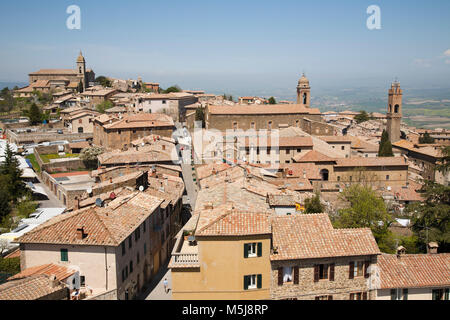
[87,188,93,194]
[95,198,103,207]
[139,186,144,192]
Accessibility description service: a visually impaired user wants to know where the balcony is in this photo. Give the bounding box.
[172,253,199,265]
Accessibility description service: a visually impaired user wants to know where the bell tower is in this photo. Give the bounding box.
[296,73,311,107]
[386,80,403,143]
[76,51,87,90]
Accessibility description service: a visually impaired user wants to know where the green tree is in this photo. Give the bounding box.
[77,80,84,93]
[0,175,12,224]
[354,111,370,124]
[28,103,42,125]
[305,192,325,213]
[163,86,182,93]
[0,143,25,204]
[406,181,450,253]
[95,100,114,114]
[436,146,450,174]
[419,132,435,144]
[268,97,276,105]
[80,146,104,169]
[95,76,112,87]
[332,184,396,253]
[378,130,394,157]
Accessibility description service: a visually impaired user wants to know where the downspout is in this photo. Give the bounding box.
[104,246,108,291]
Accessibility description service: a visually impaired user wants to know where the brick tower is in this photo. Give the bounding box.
[386,80,403,143]
[296,74,311,108]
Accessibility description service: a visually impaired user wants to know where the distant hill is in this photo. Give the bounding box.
[0,82,27,90]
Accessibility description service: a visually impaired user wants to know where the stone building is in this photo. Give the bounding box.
[376,247,450,300]
[26,51,95,92]
[386,81,403,144]
[296,74,311,107]
[93,113,175,150]
[270,214,380,300]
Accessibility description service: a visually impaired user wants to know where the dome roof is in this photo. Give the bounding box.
[298,74,309,86]
[77,51,85,63]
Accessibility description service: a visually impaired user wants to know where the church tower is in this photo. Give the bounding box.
[386,80,403,143]
[76,51,87,90]
[297,74,311,107]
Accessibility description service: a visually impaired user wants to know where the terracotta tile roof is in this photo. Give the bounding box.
[0,275,67,300]
[196,163,231,180]
[267,193,313,206]
[208,104,322,115]
[293,150,336,163]
[277,163,322,180]
[3,248,20,259]
[243,136,313,148]
[271,213,380,260]
[68,111,100,121]
[334,157,407,167]
[68,141,90,150]
[378,253,450,289]
[317,136,353,143]
[97,146,175,165]
[29,69,77,75]
[268,178,314,192]
[9,264,76,282]
[15,192,163,246]
[82,89,117,97]
[196,211,271,237]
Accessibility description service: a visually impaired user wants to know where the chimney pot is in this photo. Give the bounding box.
[427,242,439,254]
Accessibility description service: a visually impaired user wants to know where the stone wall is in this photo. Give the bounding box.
[34,145,87,173]
[85,289,118,300]
[270,255,378,300]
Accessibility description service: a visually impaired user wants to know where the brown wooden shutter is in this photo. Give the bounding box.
[329,263,335,281]
[293,267,299,285]
[278,268,283,286]
[314,265,319,282]
[328,295,333,300]
[363,292,368,300]
[349,262,355,279]
[349,293,354,300]
[364,261,370,278]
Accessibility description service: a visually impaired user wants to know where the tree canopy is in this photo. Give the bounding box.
[268,97,276,105]
[27,103,43,125]
[354,110,370,124]
[304,192,324,214]
[332,184,396,253]
[419,132,435,144]
[162,85,182,94]
[95,100,114,114]
[406,181,450,253]
[95,76,112,88]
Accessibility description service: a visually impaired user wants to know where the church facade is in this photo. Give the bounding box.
[15,52,95,97]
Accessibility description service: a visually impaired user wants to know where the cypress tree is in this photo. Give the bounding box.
[378,130,394,157]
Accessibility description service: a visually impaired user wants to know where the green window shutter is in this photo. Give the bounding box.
[445,289,449,300]
[391,289,397,300]
[60,249,68,262]
[244,244,248,258]
[257,243,262,257]
[257,274,262,289]
[244,276,249,290]
[403,289,408,300]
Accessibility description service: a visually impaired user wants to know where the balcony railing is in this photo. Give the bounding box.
[172,253,199,265]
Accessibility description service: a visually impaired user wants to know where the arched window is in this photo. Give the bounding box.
[394,105,400,113]
[79,67,82,74]
[303,93,307,105]
[320,169,329,181]
[389,104,392,113]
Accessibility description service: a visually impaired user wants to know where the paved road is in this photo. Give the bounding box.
[181,161,198,209]
[136,262,172,300]
[35,182,64,208]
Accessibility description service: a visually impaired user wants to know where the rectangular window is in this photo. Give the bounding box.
[432,289,447,300]
[80,276,85,287]
[144,243,147,255]
[283,267,293,283]
[386,175,390,180]
[121,242,126,256]
[137,253,140,265]
[244,243,262,258]
[128,236,132,249]
[143,220,146,233]
[129,261,133,273]
[244,275,258,290]
[60,249,68,262]
[319,264,328,280]
[316,296,332,300]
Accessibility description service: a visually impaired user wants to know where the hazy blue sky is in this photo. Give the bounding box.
[1,0,449,97]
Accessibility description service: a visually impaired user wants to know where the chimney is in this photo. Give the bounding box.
[76,225,86,240]
[303,170,307,179]
[110,177,113,184]
[74,197,80,210]
[396,246,406,258]
[48,275,58,288]
[427,242,439,254]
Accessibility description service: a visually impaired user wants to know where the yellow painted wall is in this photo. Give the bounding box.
[172,235,271,300]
